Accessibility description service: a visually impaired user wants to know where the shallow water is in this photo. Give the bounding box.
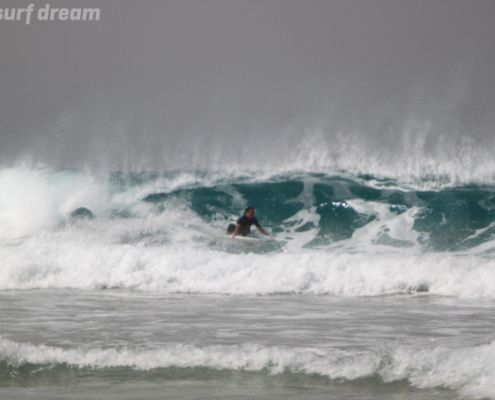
[1,290,494,399]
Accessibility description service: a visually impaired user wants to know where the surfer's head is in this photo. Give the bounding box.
[244,207,255,218]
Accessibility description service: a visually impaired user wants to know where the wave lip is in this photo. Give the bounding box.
[1,337,495,399]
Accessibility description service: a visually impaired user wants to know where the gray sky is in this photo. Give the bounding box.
[1,0,495,171]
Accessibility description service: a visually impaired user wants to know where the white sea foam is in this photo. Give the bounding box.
[2,229,495,298]
[1,337,495,398]
[0,167,108,240]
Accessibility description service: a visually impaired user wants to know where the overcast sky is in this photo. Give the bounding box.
[1,0,495,170]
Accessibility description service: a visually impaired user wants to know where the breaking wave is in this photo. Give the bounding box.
[1,337,495,398]
[1,167,495,297]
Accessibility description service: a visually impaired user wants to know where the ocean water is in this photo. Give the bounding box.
[2,166,495,399]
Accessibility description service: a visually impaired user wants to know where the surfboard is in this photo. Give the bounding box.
[230,236,263,243]
[214,235,264,244]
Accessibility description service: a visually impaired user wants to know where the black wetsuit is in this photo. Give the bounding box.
[235,215,260,236]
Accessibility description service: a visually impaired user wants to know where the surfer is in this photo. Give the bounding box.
[227,207,273,238]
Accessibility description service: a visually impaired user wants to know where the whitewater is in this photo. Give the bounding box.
[2,165,495,399]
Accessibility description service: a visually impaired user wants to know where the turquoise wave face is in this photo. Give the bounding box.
[2,168,494,254]
[134,172,495,253]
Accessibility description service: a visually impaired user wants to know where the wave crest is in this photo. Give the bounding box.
[1,337,494,398]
